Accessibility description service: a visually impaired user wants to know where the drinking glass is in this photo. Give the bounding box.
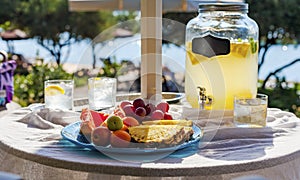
[44,80,74,110]
[88,77,117,110]
[234,94,268,128]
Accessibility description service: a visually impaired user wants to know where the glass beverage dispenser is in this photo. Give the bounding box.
[185,2,259,110]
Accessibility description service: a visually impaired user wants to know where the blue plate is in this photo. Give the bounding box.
[61,121,202,155]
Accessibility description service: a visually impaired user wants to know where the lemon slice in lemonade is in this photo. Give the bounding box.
[45,85,65,96]
[231,43,250,57]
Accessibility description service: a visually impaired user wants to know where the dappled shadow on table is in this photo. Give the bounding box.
[197,127,275,161]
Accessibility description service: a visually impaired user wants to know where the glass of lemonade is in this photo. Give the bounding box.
[234,94,268,128]
[88,77,117,111]
[44,80,74,110]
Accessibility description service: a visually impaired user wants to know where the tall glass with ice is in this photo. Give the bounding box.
[44,80,74,110]
[88,77,117,111]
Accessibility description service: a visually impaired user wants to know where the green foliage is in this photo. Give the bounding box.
[163,1,300,46]
[98,57,123,78]
[0,0,140,65]
[113,11,140,33]
[246,0,300,44]
[0,0,117,64]
[13,62,73,107]
[0,1,19,24]
[0,21,13,30]
[258,79,300,117]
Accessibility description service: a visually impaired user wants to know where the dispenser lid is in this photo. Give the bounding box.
[198,2,248,12]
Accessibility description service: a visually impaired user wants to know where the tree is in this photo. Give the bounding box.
[246,0,300,88]
[163,1,300,89]
[0,0,116,65]
[0,1,19,23]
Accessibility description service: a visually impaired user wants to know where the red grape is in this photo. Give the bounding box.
[163,112,173,120]
[145,103,155,115]
[135,107,146,117]
[151,110,164,120]
[122,104,135,116]
[133,98,145,109]
[120,100,131,110]
[156,102,169,113]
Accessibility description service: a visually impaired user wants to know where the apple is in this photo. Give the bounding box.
[106,115,123,131]
[91,126,111,146]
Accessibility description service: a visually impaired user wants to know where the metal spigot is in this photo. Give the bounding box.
[198,86,206,109]
[197,86,213,110]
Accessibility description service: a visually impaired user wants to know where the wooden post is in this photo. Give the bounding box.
[140,0,162,102]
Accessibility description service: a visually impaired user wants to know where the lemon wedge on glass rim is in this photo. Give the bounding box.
[45,85,65,96]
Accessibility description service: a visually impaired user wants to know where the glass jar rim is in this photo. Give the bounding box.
[198,2,248,13]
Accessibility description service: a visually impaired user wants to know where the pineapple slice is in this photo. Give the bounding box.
[128,125,193,146]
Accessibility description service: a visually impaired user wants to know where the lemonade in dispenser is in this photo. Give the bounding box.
[185,2,259,110]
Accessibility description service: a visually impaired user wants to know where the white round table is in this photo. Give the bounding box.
[0,106,300,180]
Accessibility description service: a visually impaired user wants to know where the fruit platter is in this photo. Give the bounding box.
[61,98,202,154]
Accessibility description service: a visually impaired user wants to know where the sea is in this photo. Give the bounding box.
[0,35,299,83]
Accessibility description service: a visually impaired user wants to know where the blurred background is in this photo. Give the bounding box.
[0,0,299,116]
